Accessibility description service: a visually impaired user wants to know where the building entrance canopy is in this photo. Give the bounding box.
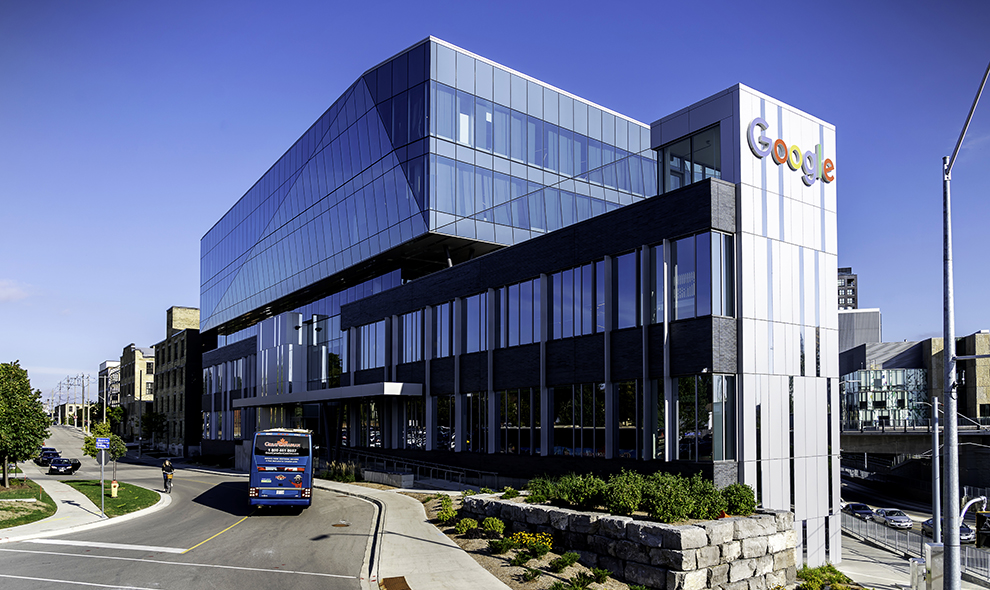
[231,382,422,408]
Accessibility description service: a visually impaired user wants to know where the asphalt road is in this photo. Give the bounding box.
[0,426,377,589]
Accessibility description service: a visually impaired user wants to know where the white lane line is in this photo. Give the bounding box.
[0,547,357,579]
[0,573,155,589]
[26,539,186,553]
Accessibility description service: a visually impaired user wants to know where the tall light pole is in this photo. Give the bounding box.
[942,58,990,590]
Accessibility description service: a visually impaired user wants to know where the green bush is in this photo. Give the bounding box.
[455,518,478,535]
[591,567,611,583]
[482,517,505,536]
[628,585,649,590]
[557,472,606,510]
[438,494,453,510]
[480,487,495,494]
[687,473,727,520]
[548,551,580,573]
[437,505,457,524]
[324,460,360,483]
[487,537,517,554]
[522,567,541,582]
[603,470,643,516]
[548,583,569,590]
[461,488,475,498]
[525,475,556,504]
[642,472,692,523]
[570,571,594,588]
[722,482,757,515]
[796,564,853,590]
[501,486,520,499]
[510,552,532,567]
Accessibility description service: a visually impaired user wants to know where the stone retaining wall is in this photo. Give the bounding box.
[462,496,797,590]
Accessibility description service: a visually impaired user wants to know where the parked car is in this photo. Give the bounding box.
[40,446,56,454]
[35,450,60,466]
[873,508,914,529]
[921,518,976,543]
[842,502,874,520]
[48,458,77,475]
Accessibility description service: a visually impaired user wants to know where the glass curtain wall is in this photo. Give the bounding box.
[498,388,541,455]
[655,232,734,323]
[552,383,606,457]
[435,394,455,450]
[404,396,426,449]
[659,125,721,194]
[676,374,736,462]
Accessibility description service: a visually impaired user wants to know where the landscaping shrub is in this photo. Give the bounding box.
[570,571,594,588]
[480,487,495,494]
[548,551,580,573]
[438,494,453,510]
[591,567,611,583]
[687,473,728,520]
[510,552,532,567]
[603,470,643,516]
[557,472,605,510]
[722,482,757,515]
[522,567,541,582]
[325,461,360,483]
[487,538,517,554]
[481,516,505,536]
[461,488,475,498]
[455,518,478,535]
[796,564,853,590]
[436,495,457,524]
[524,475,555,504]
[642,471,692,523]
[501,486,519,499]
[509,531,553,554]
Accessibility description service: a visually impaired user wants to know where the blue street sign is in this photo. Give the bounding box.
[96,437,110,450]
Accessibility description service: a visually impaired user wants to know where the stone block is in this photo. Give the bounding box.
[786,565,797,584]
[697,545,721,569]
[750,514,778,536]
[548,507,575,530]
[626,562,668,589]
[615,539,650,565]
[668,569,708,590]
[575,549,598,568]
[651,547,697,570]
[589,534,616,557]
[570,512,601,534]
[729,559,755,583]
[500,502,524,523]
[773,549,796,570]
[733,517,769,540]
[724,580,749,590]
[535,524,554,537]
[662,525,708,550]
[721,540,741,562]
[766,532,787,554]
[701,519,735,546]
[766,569,786,588]
[629,521,676,548]
[600,515,634,539]
[562,531,588,551]
[782,529,798,548]
[741,537,768,559]
[523,504,550,525]
[599,555,625,577]
[754,555,773,576]
[709,563,730,586]
[757,509,794,532]
[747,574,767,590]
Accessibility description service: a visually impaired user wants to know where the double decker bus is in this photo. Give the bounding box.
[248,429,313,507]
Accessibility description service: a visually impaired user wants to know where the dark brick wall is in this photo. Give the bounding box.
[354,367,385,385]
[492,344,541,390]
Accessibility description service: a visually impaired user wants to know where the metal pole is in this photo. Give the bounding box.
[942,59,990,590]
[933,398,942,542]
[943,154,960,590]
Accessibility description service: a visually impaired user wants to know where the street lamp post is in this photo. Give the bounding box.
[941,58,990,590]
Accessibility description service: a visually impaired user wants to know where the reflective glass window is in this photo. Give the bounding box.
[474,98,493,152]
[527,116,544,167]
[434,156,455,214]
[615,251,638,329]
[651,243,665,324]
[456,161,475,217]
[672,236,695,320]
[456,90,473,146]
[493,172,510,206]
[493,104,510,159]
[464,292,487,354]
[434,302,452,358]
[475,168,493,222]
[559,128,574,177]
[696,233,712,317]
[596,260,606,332]
[544,124,559,172]
[434,83,456,141]
[544,189,561,232]
[510,109,526,163]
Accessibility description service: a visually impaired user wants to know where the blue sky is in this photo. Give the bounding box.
[3,0,990,402]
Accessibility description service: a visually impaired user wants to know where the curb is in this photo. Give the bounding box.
[312,480,385,590]
[0,486,171,545]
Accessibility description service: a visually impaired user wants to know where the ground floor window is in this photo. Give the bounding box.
[464,392,488,453]
[357,402,382,448]
[435,394,455,450]
[615,380,641,459]
[404,396,426,450]
[677,374,735,461]
[498,388,540,455]
[552,383,606,457]
[232,409,242,439]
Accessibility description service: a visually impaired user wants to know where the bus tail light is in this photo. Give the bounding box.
[302,488,311,498]
[249,487,259,498]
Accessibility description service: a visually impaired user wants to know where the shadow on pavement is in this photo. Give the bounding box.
[189,481,253,517]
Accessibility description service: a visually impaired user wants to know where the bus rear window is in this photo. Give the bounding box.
[255,435,309,457]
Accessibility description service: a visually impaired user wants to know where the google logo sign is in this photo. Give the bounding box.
[747,118,834,186]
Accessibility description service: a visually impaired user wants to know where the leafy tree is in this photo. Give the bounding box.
[0,361,50,487]
[82,421,127,480]
[143,411,167,441]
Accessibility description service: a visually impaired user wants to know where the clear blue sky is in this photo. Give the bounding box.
[3,0,990,402]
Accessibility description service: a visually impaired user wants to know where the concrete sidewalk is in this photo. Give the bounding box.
[0,459,170,544]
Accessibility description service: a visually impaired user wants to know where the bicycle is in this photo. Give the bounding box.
[164,471,173,494]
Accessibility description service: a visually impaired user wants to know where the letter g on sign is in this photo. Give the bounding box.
[747,117,771,158]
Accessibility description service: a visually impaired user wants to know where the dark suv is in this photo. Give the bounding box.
[35,450,60,466]
[48,458,77,475]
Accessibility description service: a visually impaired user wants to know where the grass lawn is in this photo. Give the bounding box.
[64,480,160,518]
[0,479,57,529]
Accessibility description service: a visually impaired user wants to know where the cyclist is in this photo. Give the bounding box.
[162,459,174,493]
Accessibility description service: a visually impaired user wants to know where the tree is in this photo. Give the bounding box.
[82,421,127,480]
[0,361,50,488]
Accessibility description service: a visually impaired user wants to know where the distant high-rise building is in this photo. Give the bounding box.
[838,267,858,309]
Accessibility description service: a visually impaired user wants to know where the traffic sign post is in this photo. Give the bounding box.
[96,438,109,450]
[96,449,110,519]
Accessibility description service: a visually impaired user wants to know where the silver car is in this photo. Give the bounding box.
[873,508,914,529]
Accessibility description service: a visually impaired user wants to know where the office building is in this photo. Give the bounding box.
[838,308,881,352]
[98,360,121,409]
[119,344,155,440]
[837,267,857,309]
[200,38,839,564]
[153,306,202,457]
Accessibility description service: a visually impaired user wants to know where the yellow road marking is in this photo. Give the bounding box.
[182,509,256,554]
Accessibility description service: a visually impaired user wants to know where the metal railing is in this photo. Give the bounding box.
[323,447,503,490]
[841,513,990,584]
